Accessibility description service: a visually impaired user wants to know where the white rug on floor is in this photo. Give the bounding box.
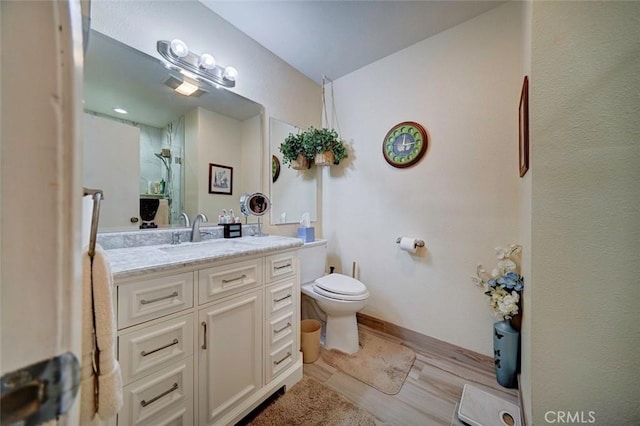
[322,328,415,395]
[457,384,521,426]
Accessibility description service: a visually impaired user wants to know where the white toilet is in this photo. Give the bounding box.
[299,240,369,354]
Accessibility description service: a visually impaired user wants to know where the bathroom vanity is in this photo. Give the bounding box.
[106,235,304,426]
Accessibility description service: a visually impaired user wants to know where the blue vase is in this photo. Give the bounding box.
[493,319,519,388]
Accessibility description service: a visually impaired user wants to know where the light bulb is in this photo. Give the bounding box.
[199,54,216,70]
[223,66,238,81]
[170,39,189,58]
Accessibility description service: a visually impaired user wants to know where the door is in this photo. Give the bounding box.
[198,290,263,425]
[1,0,84,423]
[83,113,141,229]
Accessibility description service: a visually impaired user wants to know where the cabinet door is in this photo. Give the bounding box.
[198,290,263,425]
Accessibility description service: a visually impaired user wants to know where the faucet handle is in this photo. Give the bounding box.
[171,232,181,245]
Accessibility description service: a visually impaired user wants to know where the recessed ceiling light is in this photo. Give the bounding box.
[175,81,199,96]
[113,107,128,114]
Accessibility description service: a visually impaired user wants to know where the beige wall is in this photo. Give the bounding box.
[528,1,640,423]
[184,107,261,222]
[323,2,523,356]
[518,0,533,423]
[241,114,263,200]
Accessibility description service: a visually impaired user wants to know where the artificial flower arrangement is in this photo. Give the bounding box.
[471,244,524,320]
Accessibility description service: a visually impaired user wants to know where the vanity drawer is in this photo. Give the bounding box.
[140,399,193,426]
[266,340,295,383]
[120,358,193,426]
[264,252,297,283]
[119,313,194,385]
[118,272,194,329]
[198,258,263,304]
[265,278,296,317]
[266,311,294,349]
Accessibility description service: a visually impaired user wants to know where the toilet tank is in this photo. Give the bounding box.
[299,239,327,284]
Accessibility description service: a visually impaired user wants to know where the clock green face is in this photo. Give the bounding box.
[382,122,428,168]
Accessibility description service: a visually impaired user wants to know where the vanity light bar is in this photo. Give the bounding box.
[157,40,237,88]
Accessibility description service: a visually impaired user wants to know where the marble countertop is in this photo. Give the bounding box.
[105,235,304,281]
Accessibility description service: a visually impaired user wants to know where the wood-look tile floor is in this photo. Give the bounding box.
[303,325,519,426]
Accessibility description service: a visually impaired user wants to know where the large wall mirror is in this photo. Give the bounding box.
[83,30,264,231]
[269,118,317,225]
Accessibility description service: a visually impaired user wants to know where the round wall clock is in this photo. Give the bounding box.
[382,121,428,168]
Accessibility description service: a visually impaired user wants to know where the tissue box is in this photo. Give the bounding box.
[297,227,315,243]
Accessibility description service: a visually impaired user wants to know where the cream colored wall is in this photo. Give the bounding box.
[529,1,640,423]
[197,108,244,219]
[183,107,261,222]
[323,2,523,356]
[241,114,263,200]
[91,0,322,236]
[518,0,533,423]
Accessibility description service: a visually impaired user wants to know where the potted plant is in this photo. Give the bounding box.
[279,132,311,170]
[302,127,348,166]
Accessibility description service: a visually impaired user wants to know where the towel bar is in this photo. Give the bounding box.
[83,187,104,259]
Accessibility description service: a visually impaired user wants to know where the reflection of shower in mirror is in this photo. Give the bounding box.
[154,151,171,196]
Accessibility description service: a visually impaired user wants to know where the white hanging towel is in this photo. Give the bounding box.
[80,243,122,424]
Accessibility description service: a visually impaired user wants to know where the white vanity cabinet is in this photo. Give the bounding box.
[197,289,263,424]
[116,273,195,426]
[114,246,302,426]
[263,252,298,384]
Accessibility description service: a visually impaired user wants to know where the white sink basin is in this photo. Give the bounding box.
[159,239,253,255]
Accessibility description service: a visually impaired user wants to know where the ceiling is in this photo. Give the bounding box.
[200,0,506,84]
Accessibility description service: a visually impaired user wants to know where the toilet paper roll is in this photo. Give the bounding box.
[399,237,418,254]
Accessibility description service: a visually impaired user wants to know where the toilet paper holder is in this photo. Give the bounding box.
[396,237,425,248]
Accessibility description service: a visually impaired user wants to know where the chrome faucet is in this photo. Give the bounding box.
[190,213,208,242]
[179,212,190,227]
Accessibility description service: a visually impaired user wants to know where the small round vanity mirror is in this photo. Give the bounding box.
[240,193,271,236]
[240,192,271,217]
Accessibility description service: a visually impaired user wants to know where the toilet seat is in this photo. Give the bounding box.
[313,274,369,301]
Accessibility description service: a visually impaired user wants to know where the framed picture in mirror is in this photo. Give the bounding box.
[519,76,529,177]
[209,163,233,195]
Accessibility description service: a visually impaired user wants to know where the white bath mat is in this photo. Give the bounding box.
[457,384,521,426]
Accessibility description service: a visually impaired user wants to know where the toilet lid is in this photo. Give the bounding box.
[313,274,368,301]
